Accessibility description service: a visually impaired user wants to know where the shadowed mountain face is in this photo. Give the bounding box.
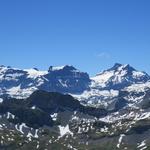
[0,90,150,149]
[0,65,90,98]
[0,90,107,129]
[41,65,91,93]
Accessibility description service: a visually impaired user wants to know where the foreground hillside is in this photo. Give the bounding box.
[0,91,150,150]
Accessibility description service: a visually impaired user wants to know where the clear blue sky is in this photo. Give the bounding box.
[0,0,150,76]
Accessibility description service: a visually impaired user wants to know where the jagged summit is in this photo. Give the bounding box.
[108,63,136,72]
[48,65,78,72]
[0,64,90,98]
[91,63,150,89]
[109,63,124,70]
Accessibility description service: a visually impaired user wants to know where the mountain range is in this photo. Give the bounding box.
[0,63,150,150]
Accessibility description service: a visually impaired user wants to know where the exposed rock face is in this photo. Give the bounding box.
[41,65,90,93]
[91,63,150,90]
[0,65,90,98]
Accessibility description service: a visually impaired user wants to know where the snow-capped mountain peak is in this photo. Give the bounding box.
[48,65,80,73]
[0,65,90,98]
[91,63,150,90]
[108,63,135,72]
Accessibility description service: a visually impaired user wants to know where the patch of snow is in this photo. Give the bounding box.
[137,140,146,148]
[18,123,28,134]
[100,126,108,133]
[99,110,150,124]
[34,129,39,138]
[51,66,66,71]
[7,85,21,95]
[6,73,24,78]
[50,113,58,121]
[6,85,37,99]
[125,82,150,92]
[117,134,125,148]
[72,89,118,108]
[58,125,73,138]
[0,66,8,74]
[24,69,48,79]
[72,115,79,121]
[0,124,3,128]
[6,112,15,119]
[58,79,68,87]
[0,98,3,103]
[91,70,114,88]
[73,89,118,100]
[27,132,33,141]
[134,112,150,121]
[124,95,145,103]
[36,143,39,149]
[132,71,145,78]
[140,147,148,150]
[31,106,36,110]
